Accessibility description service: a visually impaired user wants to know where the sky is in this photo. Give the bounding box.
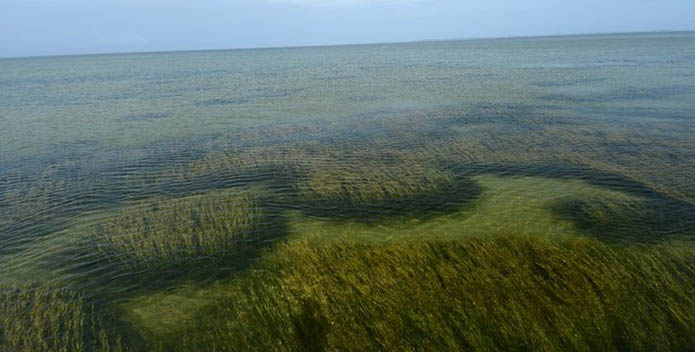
[1,0,694,58]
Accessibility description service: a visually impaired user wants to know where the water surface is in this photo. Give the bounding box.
[1,32,695,350]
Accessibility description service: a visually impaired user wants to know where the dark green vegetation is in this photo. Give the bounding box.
[552,196,695,243]
[95,190,265,270]
[2,105,695,350]
[146,235,695,351]
[293,150,481,221]
[3,112,695,350]
[0,286,130,352]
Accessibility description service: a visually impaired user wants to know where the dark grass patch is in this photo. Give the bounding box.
[195,88,303,107]
[196,97,251,106]
[571,105,695,120]
[0,148,286,257]
[254,72,280,78]
[51,189,294,302]
[3,112,693,260]
[551,197,695,243]
[154,235,695,351]
[437,102,565,124]
[342,95,384,103]
[447,161,684,201]
[97,193,285,264]
[121,113,171,121]
[0,285,134,352]
[313,74,357,81]
[3,99,693,259]
[293,166,482,223]
[294,178,481,223]
[442,161,695,243]
[401,76,453,84]
[531,78,606,87]
[249,87,304,98]
[538,85,695,104]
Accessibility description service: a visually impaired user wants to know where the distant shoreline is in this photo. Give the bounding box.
[2,29,694,61]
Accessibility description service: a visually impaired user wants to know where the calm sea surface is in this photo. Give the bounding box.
[1,32,695,348]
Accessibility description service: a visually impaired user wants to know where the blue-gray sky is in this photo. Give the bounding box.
[1,0,694,58]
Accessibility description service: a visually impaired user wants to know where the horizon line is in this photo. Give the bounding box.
[2,29,694,61]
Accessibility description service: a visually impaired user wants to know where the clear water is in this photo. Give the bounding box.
[1,31,695,348]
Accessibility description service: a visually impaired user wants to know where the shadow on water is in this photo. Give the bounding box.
[551,197,695,243]
[290,174,483,224]
[422,103,576,137]
[0,139,270,257]
[52,191,293,303]
[1,162,301,307]
[4,143,694,265]
[447,161,695,243]
[2,142,694,352]
[531,78,607,88]
[342,95,384,103]
[249,87,305,98]
[7,156,692,302]
[571,105,695,121]
[452,162,692,204]
[196,97,250,106]
[195,88,304,107]
[3,99,694,299]
[538,85,695,104]
[121,112,171,121]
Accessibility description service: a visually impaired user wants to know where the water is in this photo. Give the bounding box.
[1,32,695,349]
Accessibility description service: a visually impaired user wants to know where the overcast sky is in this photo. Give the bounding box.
[1,0,694,58]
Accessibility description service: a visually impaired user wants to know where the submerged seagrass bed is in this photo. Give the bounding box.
[2,32,695,351]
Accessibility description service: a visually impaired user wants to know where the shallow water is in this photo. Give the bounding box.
[1,32,695,349]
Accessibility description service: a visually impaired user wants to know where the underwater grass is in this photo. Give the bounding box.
[296,152,453,202]
[0,166,75,254]
[282,175,644,245]
[153,100,695,208]
[419,108,695,205]
[3,37,695,352]
[2,98,695,351]
[552,196,695,243]
[149,143,482,222]
[292,150,482,221]
[0,285,130,352]
[133,234,695,352]
[95,189,266,271]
